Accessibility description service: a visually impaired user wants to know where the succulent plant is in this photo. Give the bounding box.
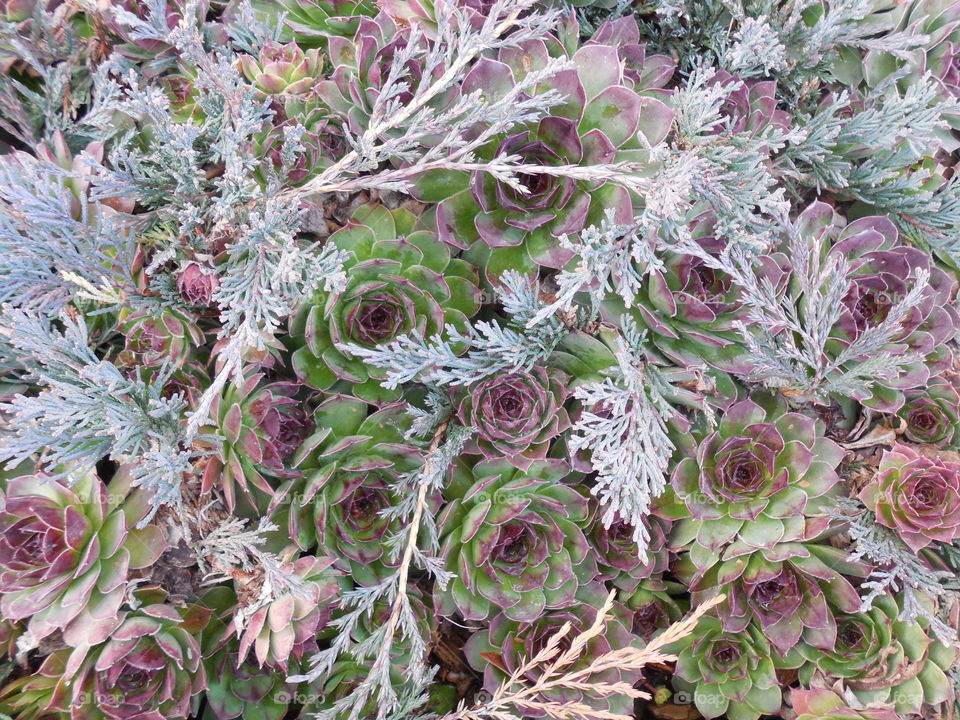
[286,397,424,585]
[379,0,495,38]
[24,589,211,720]
[670,615,783,720]
[116,306,204,369]
[602,214,753,373]
[896,376,960,447]
[435,458,595,623]
[419,15,675,277]
[313,11,457,137]
[0,467,164,647]
[463,583,638,717]
[665,398,842,562]
[230,555,340,671]
[456,366,570,470]
[177,262,219,306]
[796,593,957,714]
[619,577,687,641]
[250,0,375,49]
[106,1,213,77]
[589,508,672,590]
[200,373,314,512]
[678,543,864,657]
[237,41,324,117]
[289,203,481,402]
[859,443,960,551]
[202,647,293,720]
[791,687,900,720]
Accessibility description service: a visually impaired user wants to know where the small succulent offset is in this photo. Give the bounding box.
[435,459,595,623]
[859,444,960,551]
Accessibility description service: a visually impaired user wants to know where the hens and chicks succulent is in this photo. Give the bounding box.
[2,1,960,720]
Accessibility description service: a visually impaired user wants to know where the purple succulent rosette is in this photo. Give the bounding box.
[176,262,219,306]
[666,399,842,561]
[456,366,569,470]
[201,373,313,512]
[418,15,675,278]
[859,443,960,552]
[619,578,687,641]
[588,508,672,590]
[463,583,638,718]
[52,592,210,720]
[0,468,164,648]
[435,458,596,623]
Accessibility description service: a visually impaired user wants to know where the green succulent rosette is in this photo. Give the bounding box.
[202,648,294,720]
[434,458,596,623]
[283,397,425,585]
[619,578,688,641]
[665,398,843,562]
[288,203,481,402]
[463,582,639,718]
[670,615,782,720]
[0,466,165,648]
[237,40,324,114]
[896,375,960,446]
[796,593,956,714]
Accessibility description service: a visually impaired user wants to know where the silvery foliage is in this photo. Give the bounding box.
[0,307,195,521]
[0,3,91,146]
[284,0,574,199]
[711,212,931,401]
[643,0,922,97]
[568,316,706,555]
[833,497,958,645]
[0,152,139,316]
